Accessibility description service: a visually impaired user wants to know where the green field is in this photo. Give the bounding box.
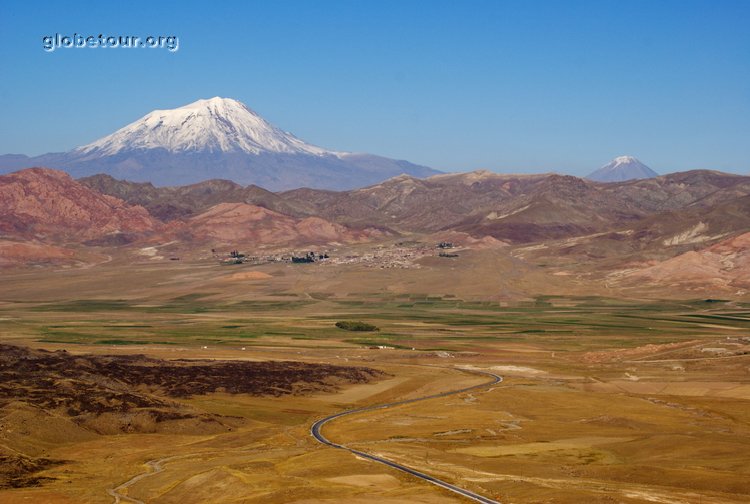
[4,295,748,352]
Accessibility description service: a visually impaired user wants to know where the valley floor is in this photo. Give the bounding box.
[1,258,749,503]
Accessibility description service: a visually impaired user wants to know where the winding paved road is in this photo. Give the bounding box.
[311,368,503,503]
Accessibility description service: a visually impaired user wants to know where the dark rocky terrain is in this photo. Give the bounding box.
[0,344,386,489]
[0,344,384,413]
[0,453,63,490]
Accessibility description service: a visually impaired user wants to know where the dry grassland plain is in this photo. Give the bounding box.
[0,254,749,503]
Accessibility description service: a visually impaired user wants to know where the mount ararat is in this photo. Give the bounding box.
[0,97,439,191]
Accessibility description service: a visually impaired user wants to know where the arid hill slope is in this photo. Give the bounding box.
[80,168,750,245]
[0,169,391,265]
[183,202,388,245]
[622,231,750,291]
[280,170,750,244]
[0,168,158,242]
[79,174,311,221]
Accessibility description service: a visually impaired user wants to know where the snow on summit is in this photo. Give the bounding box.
[77,97,332,156]
[611,156,638,166]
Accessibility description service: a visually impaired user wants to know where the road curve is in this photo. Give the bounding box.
[310,368,502,504]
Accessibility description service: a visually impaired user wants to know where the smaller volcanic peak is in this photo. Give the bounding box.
[587,156,658,182]
[0,167,158,241]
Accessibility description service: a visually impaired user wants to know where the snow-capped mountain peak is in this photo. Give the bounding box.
[76,97,332,156]
[587,155,658,182]
[2,96,439,190]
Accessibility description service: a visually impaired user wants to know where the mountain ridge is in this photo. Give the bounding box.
[3,166,750,294]
[79,167,750,245]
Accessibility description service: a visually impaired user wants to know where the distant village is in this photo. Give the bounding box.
[215,241,459,269]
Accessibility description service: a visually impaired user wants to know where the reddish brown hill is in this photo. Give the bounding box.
[622,231,750,292]
[0,240,77,266]
[183,202,388,246]
[281,171,647,242]
[449,174,645,242]
[80,169,750,246]
[0,168,159,242]
[281,171,558,233]
[607,170,750,212]
[515,192,750,269]
[79,174,312,221]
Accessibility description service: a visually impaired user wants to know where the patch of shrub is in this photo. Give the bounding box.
[335,321,379,332]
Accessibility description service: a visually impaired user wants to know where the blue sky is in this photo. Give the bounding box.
[0,0,748,176]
